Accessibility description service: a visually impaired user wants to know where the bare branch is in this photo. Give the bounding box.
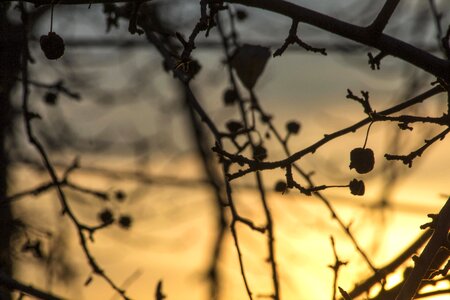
[216,0,450,81]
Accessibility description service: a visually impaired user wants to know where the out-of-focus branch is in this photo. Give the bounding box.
[328,237,348,300]
[0,272,63,300]
[19,5,130,299]
[395,198,450,300]
[345,229,433,299]
[216,12,280,299]
[185,86,227,299]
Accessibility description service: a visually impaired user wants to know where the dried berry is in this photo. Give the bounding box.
[349,179,365,196]
[286,121,301,134]
[274,181,287,193]
[349,147,375,174]
[226,120,243,133]
[118,215,133,229]
[40,32,65,60]
[98,208,114,224]
[223,89,238,105]
[44,92,58,105]
[253,145,267,161]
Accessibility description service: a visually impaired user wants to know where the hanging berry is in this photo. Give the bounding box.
[349,147,375,174]
[349,179,365,196]
[349,122,375,174]
[40,5,65,60]
[40,32,65,60]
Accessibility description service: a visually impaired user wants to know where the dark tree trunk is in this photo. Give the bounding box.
[0,7,22,300]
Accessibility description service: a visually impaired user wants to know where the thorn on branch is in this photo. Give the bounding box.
[273,20,327,57]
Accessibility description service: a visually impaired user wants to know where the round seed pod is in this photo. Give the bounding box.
[274,181,287,193]
[253,145,267,161]
[98,209,114,224]
[118,215,133,229]
[223,89,238,105]
[286,121,301,134]
[44,92,57,105]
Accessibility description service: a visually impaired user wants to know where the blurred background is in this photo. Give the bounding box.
[2,0,450,299]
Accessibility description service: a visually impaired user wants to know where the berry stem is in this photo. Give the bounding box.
[50,4,54,32]
[362,121,374,149]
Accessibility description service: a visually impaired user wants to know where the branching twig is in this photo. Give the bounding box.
[367,51,387,70]
[328,237,348,300]
[273,19,326,57]
[19,5,130,299]
[212,0,450,81]
[214,86,445,179]
[3,160,108,205]
[385,127,450,167]
[346,89,372,115]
